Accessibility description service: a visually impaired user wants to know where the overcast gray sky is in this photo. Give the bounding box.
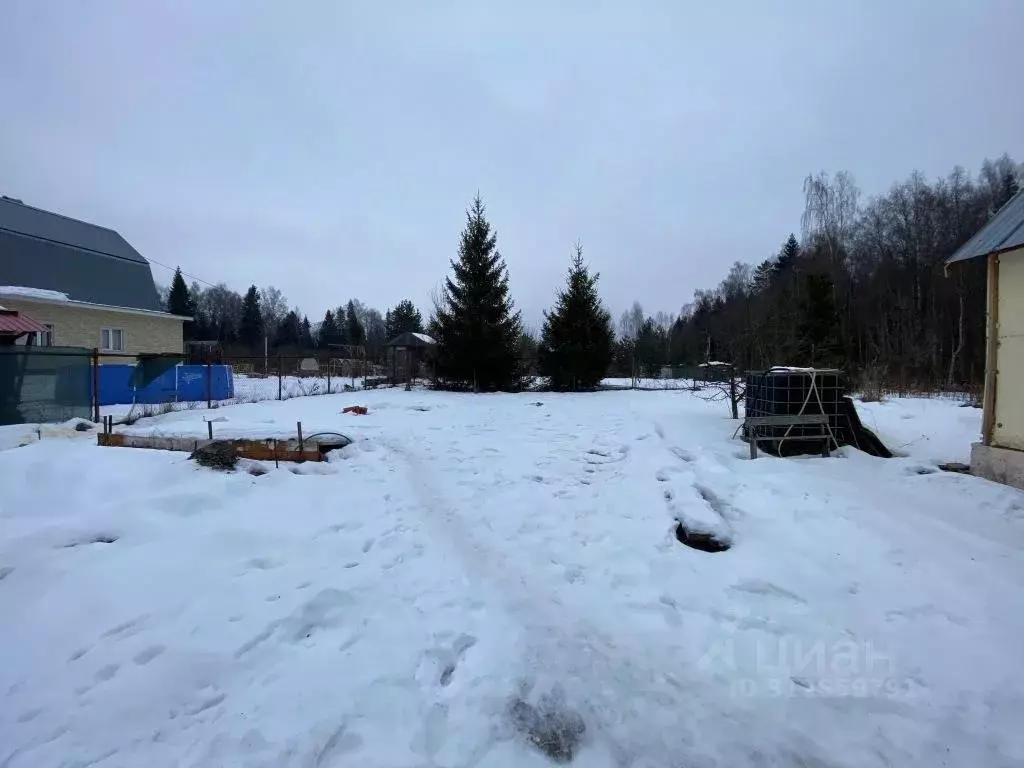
[2,1,1022,326]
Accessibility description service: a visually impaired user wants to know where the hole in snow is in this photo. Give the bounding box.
[508,695,586,764]
[675,522,730,553]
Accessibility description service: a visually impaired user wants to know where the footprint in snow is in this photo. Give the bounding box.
[133,645,166,665]
[729,579,806,604]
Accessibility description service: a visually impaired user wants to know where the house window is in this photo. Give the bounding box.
[34,324,54,347]
[101,327,124,352]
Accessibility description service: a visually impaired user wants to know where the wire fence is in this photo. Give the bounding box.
[0,348,409,427]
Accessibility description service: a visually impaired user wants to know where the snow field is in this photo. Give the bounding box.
[1,390,1023,766]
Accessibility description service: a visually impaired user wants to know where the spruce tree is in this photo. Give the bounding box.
[537,244,613,390]
[239,284,263,349]
[318,310,339,348]
[797,272,840,366]
[387,299,424,337]
[433,196,522,390]
[166,267,197,339]
[275,310,302,347]
[1001,170,1021,208]
[166,268,194,316]
[300,316,314,349]
[345,300,365,346]
[776,234,800,272]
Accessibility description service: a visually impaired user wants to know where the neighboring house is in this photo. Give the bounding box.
[0,195,188,360]
[946,188,1024,490]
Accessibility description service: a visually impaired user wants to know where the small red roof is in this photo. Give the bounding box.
[0,308,49,335]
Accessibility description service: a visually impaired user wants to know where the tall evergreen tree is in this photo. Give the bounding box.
[432,196,523,390]
[166,268,194,316]
[776,233,800,272]
[318,310,339,348]
[1001,170,1021,208]
[166,267,197,339]
[345,299,365,346]
[386,299,424,338]
[797,272,840,366]
[300,316,314,349]
[537,245,613,390]
[239,284,263,349]
[275,310,302,347]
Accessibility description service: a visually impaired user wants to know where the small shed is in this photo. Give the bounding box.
[946,188,1024,489]
[384,332,436,386]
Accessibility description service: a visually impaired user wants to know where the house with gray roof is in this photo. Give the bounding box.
[0,195,188,359]
[946,187,1024,490]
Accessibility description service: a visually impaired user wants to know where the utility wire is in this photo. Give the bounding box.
[147,257,220,289]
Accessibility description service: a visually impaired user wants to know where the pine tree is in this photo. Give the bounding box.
[166,268,194,315]
[386,299,424,338]
[345,300,365,346]
[1001,170,1021,208]
[797,272,840,366]
[300,316,314,349]
[776,234,800,272]
[166,267,197,339]
[275,310,302,348]
[432,196,522,391]
[318,310,339,348]
[537,245,613,390]
[239,284,263,349]
[635,318,667,378]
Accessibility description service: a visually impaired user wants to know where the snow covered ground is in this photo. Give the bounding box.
[2,391,1023,767]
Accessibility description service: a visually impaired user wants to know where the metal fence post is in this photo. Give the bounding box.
[327,361,331,395]
[205,361,212,409]
[278,354,283,400]
[92,348,100,422]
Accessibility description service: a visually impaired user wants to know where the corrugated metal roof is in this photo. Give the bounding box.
[0,309,48,335]
[947,189,1024,265]
[0,196,147,264]
[0,199,163,312]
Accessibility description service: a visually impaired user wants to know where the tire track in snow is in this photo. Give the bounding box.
[380,435,802,766]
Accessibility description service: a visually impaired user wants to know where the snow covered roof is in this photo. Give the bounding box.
[698,361,730,367]
[0,196,163,312]
[0,285,186,320]
[0,286,70,302]
[385,331,437,348]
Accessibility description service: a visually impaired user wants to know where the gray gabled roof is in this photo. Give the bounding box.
[385,331,437,348]
[946,188,1024,266]
[0,196,163,311]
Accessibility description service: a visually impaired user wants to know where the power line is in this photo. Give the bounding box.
[146,257,220,289]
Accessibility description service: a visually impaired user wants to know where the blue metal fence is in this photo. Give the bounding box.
[93,364,234,406]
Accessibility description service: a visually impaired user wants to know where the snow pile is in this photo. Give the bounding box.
[1,391,1023,766]
[0,286,70,302]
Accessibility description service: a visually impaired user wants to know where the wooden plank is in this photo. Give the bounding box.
[97,433,328,462]
[982,253,999,445]
[744,414,829,427]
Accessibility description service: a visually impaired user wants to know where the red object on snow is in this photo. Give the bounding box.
[343,406,368,415]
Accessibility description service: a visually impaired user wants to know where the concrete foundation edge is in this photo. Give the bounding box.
[970,442,1024,491]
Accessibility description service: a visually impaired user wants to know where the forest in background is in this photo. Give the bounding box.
[160,153,1022,390]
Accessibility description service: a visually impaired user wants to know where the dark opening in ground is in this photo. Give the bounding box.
[675,522,731,552]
